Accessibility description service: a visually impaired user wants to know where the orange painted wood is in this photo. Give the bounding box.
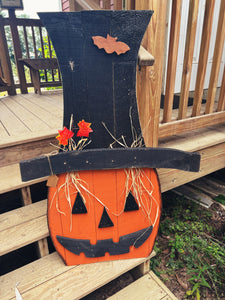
[48,168,161,265]
[163,0,182,123]
[92,35,130,55]
[192,0,215,117]
[205,0,225,114]
[178,0,199,120]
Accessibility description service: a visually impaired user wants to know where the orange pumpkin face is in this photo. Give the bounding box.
[48,168,161,265]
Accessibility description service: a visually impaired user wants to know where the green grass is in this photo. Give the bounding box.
[150,192,225,299]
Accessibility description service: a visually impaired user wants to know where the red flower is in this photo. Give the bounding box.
[56,127,74,146]
[77,120,93,137]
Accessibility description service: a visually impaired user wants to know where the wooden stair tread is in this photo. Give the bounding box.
[159,123,225,152]
[108,271,178,300]
[0,163,47,194]
[0,200,48,256]
[0,251,155,300]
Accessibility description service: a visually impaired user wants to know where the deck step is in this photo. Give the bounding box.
[0,163,47,194]
[0,200,48,256]
[108,271,178,300]
[173,176,225,210]
[0,251,155,300]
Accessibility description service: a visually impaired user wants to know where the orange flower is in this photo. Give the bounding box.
[77,120,93,137]
[56,127,74,146]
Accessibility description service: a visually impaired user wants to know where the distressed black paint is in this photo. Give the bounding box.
[20,147,201,181]
[39,11,153,149]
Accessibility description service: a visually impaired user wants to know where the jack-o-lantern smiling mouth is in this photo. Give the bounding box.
[56,225,153,258]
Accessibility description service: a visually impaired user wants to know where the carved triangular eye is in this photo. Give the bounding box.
[72,192,87,214]
[98,207,114,228]
[124,192,139,212]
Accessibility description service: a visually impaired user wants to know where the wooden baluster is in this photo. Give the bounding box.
[217,66,225,112]
[31,26,38,59]
[39,26,48,81]
[205,0,225,114]
[178,0,199,120]
[136,0,167,147]
[0,15,16,95]
[127,0,135,10]
[8,9,27,94]
[114,0,122,10]
[102,0,111,9]
[162,0,182,123]
[23,26,30,58]
[47,35,55,81]
[192,0,215,117]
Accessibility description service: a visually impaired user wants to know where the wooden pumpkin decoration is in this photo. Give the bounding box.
[48,168,161,265]
[20,11,200,266]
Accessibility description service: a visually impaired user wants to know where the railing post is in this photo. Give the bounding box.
[8,9,28,94]
[0,15,16,95]
[135,0,167,147]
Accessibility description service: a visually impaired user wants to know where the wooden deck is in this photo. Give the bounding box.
[1,89,225,193]
[0,89,63,146]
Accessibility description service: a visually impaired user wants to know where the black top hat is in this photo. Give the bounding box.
[20,11,200,181]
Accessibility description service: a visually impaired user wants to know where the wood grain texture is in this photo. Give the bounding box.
[0,164,47,194]
[0,251,154,300]
[178,0,199,120]
[0,200,48,256]
[138,45,155,66]
[206,0,225,114]
[159,142,225,192]
[48,169,161,265]
[136,0,167,147]
[108,271,178,300]
[192,0,215,116]
[217,66,225,111]
[163,0,182,123]
[159,111,225,138]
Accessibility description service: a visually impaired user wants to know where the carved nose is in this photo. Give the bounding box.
[98,207,114,228]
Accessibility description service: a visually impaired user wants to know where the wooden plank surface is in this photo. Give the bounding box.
[0,199,47,232]
[178,0,199,120]
[108,271,177,300]
[138,45,155,66]
[159,141,225,192]
[192,0,215,116]
[163,0,182,123]
[12,94,61,129]
[0,163,47,194]
[0,90,63,146]
[0,252,154,300]
[217,66,225,111]
[206,0,225,114]
[136,0,167,147]
[0,200,48,256]
[1,96,52,132]
[0,100,30,136]
[159,111,225,138]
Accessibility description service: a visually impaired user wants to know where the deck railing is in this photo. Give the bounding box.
[71,0,225,147]
[159,0,225,140]
[0,10,61,95]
